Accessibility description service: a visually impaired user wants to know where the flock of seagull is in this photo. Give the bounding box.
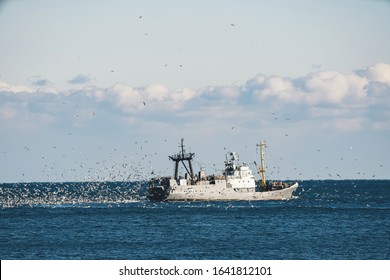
[9,102,384,185]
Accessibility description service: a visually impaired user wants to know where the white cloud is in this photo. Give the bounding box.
[145,83,169,101]
[171,87,198,103]
[303,71,368,105]
[0,81,35,94]
[99,83,198,113]
[245,69,369,106]
[362,63,390,84]
[109,83,143,112]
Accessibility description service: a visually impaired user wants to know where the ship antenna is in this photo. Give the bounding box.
[256,140,267,188]
[180,138,185,158]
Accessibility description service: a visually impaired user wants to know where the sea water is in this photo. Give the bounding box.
[0,180,389,259]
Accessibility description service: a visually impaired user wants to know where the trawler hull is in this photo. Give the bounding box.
[149,182,298,202]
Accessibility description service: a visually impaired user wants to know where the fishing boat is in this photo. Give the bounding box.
[147,139,298,201]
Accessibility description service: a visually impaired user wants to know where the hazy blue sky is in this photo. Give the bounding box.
[1,0,389,182]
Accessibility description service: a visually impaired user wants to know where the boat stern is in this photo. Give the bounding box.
[147,177,171,201]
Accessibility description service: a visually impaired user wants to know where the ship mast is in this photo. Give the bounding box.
[169,138,195,181]
[257,140,267,188]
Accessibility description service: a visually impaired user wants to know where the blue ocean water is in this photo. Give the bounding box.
[0,180,389,260]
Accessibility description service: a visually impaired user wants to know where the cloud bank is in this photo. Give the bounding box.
[1,63,389,133]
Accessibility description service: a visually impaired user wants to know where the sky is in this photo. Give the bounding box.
[0,0,389,183]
